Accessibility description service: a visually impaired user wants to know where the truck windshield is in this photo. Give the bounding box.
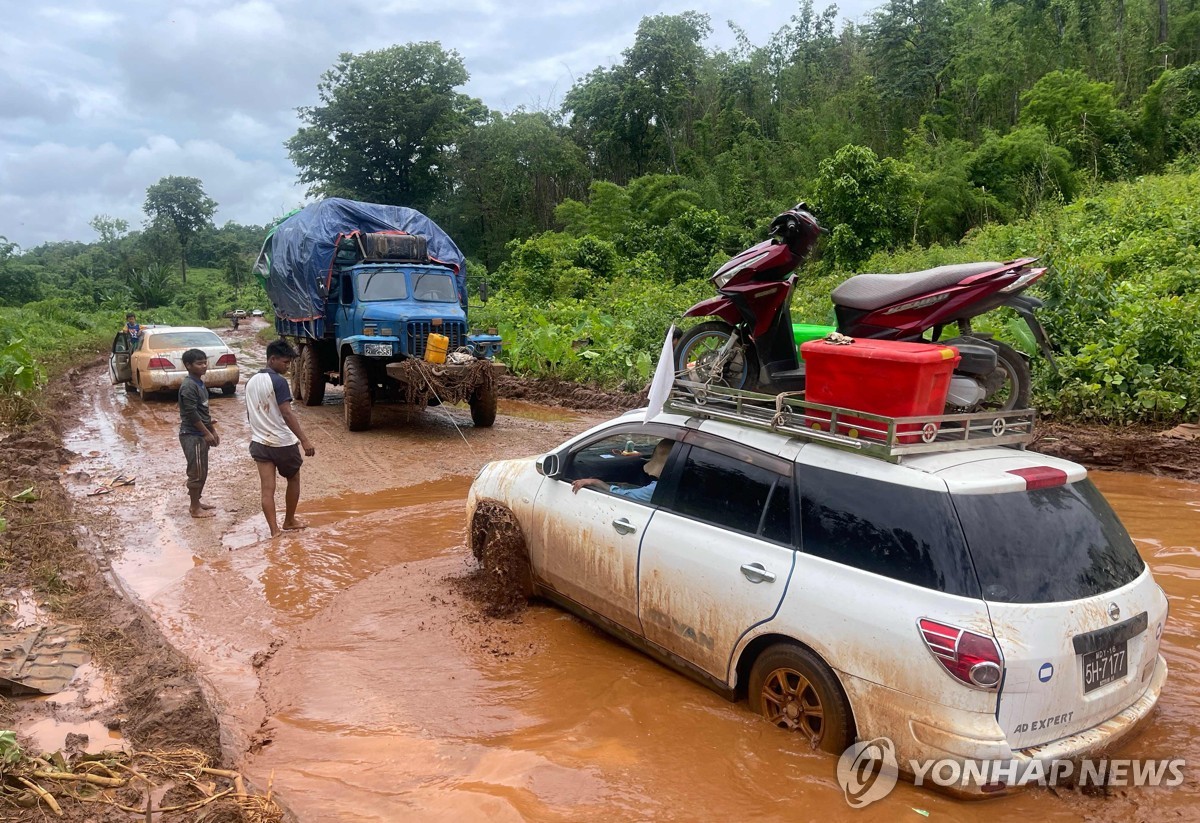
[356,269,409,302]
[952,479,1145,603]
[411,272,459,303]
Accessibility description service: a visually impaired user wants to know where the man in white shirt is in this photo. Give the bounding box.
[246,339,316,537]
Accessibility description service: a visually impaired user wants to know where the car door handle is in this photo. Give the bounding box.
[740,563,776,584]
[612,518,637,535]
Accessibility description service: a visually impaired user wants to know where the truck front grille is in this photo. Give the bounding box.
[407,321,466,356]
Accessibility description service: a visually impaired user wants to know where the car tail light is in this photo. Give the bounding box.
[148,357,174,369]
[216,354,237,366]
[918,618,1003,690]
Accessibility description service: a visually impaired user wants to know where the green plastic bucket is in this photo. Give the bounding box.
[793,323,837,358]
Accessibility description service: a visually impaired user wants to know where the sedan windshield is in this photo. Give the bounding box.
[149,331,224,349]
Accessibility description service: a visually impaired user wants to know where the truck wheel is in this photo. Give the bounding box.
[342,354,373,432]
[469,384,497,427]
[293,345,326,406]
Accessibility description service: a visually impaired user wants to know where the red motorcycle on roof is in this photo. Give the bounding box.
[675,203,1055,411]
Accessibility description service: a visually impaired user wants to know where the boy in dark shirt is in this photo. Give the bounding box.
[179,348,220,518]
[124,312,141,341]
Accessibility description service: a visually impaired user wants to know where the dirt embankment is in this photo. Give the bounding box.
[0,369,270,821]
[1033,422,1200,483]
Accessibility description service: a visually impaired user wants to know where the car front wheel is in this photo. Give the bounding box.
[748,643,854,754]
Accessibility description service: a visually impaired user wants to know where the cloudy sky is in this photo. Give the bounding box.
[0,0,874,250]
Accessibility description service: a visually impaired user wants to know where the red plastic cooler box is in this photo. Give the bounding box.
[799,338,961,442]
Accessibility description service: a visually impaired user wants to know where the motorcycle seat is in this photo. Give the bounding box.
[832,262,1002,311]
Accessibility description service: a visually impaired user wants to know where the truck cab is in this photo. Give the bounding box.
[327,262,501,363]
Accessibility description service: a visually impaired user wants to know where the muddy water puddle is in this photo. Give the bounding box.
[230,471,1199,822]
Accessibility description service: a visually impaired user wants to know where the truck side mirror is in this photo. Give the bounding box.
[479,278,489,304]
[536,453,560,477]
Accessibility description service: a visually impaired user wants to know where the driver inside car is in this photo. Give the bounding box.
[571,439,672,503]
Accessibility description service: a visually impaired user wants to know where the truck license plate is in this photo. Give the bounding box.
[1082,642,1127,693]
[363,342,392,356]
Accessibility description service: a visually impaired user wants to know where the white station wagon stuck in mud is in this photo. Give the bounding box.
[467,386,1168,796]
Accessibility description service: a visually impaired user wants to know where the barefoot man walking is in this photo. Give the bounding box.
[179,348,219,518]
[247,339,316,537]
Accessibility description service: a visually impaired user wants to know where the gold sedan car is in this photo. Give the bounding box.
[109,326,241,398]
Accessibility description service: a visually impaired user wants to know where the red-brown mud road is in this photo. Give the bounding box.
[63,324,1200,821]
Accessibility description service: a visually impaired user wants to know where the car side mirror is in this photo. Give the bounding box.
[536,453,560,477]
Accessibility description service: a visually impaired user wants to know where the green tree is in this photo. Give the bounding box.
[967,125,1076,219]
[814,145,919,268]
[623,13,712,174]
[563,13,712,180]
[1020,70,1135,179]
[0,238,44,306]
[1139,62,1200,168]
[143,176,216,285]
[443,110,587,268]
[287,43,486,210]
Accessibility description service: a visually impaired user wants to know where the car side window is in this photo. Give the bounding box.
[666,446,784,539]
[796,466,981,597]
[113,332,131,354]
[565,432,668,488]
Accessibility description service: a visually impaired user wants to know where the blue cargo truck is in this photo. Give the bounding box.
[254,198,504,432]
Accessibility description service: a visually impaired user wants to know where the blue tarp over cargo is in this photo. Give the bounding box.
[254,198,466,322]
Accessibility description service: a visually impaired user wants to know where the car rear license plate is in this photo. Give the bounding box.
[363,342,392,356]
[1082,642,1127,693]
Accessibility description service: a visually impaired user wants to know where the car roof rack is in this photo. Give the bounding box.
[664,379,1036,464]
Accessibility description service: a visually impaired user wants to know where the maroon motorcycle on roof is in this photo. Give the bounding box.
[675,203,1055,411]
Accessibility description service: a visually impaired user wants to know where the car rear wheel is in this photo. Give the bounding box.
[124,382,138,393]
[222,382,237,396]
[748,643,854,754]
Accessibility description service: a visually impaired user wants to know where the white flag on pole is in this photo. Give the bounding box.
[644,324,677,423]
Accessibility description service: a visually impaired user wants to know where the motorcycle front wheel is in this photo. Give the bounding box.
[675,321,758,391]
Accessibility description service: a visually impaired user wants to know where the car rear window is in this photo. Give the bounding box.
[149,331,224,349]
[797,467,981,597]
[952,479,1145,604]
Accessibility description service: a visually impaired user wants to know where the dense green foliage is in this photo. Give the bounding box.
[5,0,1200,425]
